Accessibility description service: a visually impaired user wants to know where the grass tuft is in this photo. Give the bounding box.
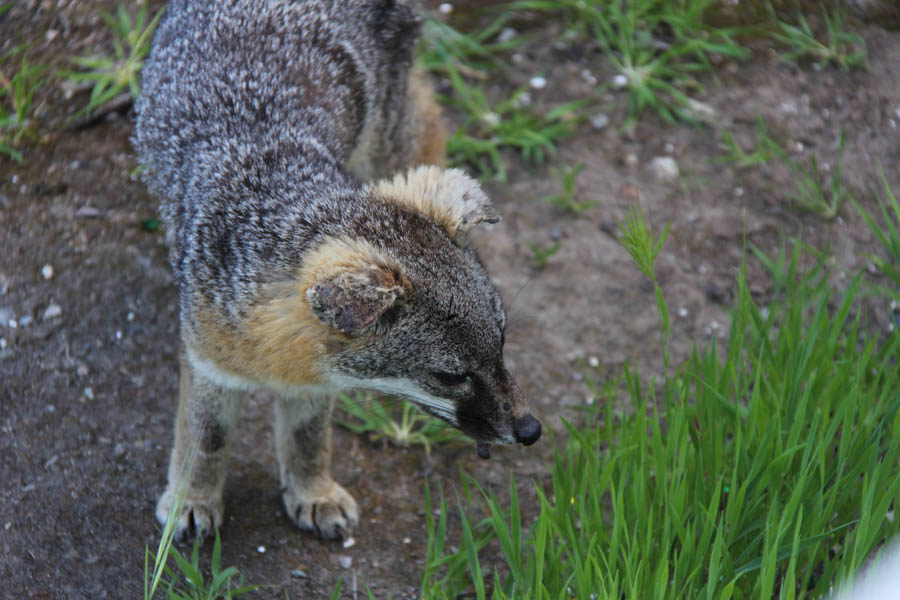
[64,1,163,118]
[0,44,47,162]
[419,225,900,597]
[337,393,467,455]
[769,2,866,70]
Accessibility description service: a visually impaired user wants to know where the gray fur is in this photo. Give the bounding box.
[135,0,539,541]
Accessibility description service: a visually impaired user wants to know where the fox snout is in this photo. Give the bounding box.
[514,414,542,446]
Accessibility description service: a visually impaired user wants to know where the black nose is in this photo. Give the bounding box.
[514,414,542,446]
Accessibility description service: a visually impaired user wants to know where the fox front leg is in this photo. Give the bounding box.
[156,354,242,541]
[275,395,358,539]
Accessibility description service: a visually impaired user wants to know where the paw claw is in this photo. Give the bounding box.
[282,479,358,540]
[156,488,223,543]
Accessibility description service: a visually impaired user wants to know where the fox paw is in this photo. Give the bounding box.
[156,488,223,542]
[283,479,358,540]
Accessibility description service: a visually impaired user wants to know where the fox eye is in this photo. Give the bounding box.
[432,371,471,387]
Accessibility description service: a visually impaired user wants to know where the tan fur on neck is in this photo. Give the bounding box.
[191,237,405,387]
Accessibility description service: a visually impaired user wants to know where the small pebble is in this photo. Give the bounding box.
[116,329,123,340]
[585,396,594,405]
[549,227,563,241]
[83,387,95,400]
[8,319,17,329]
[611,74,628,89]
[580,69,597,86]
[624,153,639,168]
[43,304,62,320]
[338,555,352,569]
[529,75,547,90]
[678,307,688,318]
[45,404,55,413]
[403,537,411,544]
[497,27,517,43]
[734,187,744,198]
[794,141,805,153]
[342,537,356,549]
[0,307,13,324]
[0,338,7,350]
[113,443,126,458]
[4,522,10,530]
[127,311,135,321]
[438,2,452,14]
[589,113,609,129]
[648,156,680,182]
[257,546,266,554]
[664,142,675,154]
[77,364,89,377]
[291,569,307,579]
[588,356,599,368]
[41,264,54,280]
[18,315,32,327]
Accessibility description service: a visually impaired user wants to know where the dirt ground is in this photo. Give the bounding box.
[1,1,898,598]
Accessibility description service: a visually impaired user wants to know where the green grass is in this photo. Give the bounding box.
[441,64,586,181]
[146,530,257,600]
[776,132,848,220]
[512,0,748,127]
[526,241,562,270]
[0,43,47,162]
[769,2,866,70]
[718,120,849,220]
[853,173,900,298]
[337,393,467,455]
[417,212,900,598]
[716,119,779,169]
[541,163,597,213]
[64,1,163,118]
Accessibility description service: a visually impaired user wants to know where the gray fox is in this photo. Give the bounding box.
[133,0,541,541]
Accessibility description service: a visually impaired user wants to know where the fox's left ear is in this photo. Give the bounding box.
[371,166,500,242]
[307,264,407,334]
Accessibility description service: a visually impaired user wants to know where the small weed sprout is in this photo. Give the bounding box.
[526,241,561,270]
[853,172,900,296]
[443,65,585,181]
[337,393,465,455]
[716,118,779,168]
[0,44,47,162]
[542,163,597,213]
[516,0,748,126]
[769,2,866,70]
[775,132,848,219]
[65,2,164,118]
[617,204,671,368]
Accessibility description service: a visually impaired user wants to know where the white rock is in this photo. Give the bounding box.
[529,75,547,90]
[342,537,356,549]
[588,356,599,367]
[589,113,609,129]
[612,74,628,89]
[685,98,716,122]
[624,153,639,168]
[438,2,452,14]
[43,304,62,320]
[257,546,266,553]
[649,156,680,182]
[41,264,54,280]
[580,69,597,86]
[18,315,32,327]
[664,142,675,154]
[0,338,6,350]
[734,187,744,198]
[497,27,517,43]
[678,307,689,318]
[83,387,95,400]
[338,555,352,569]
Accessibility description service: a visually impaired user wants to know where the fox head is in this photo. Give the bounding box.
[306,167,541,448]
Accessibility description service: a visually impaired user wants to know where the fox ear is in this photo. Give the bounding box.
[307,264,407,334]
[372,166,500,241]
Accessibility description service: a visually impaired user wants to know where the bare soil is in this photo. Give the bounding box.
[1,2,898,598]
